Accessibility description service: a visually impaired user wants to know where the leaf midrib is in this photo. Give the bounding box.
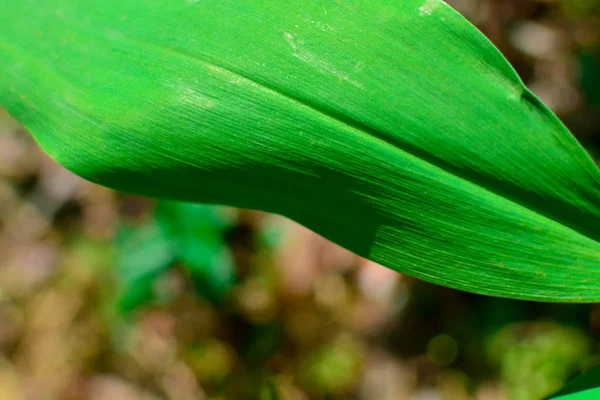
[42,16,600,244]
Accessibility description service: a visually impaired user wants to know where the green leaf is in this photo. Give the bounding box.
[1,0,599,301]
[155,201,237,303]
[546,364,600,399]
[259,379,283,400]
[552,389,600,400]
[115,222,176,313]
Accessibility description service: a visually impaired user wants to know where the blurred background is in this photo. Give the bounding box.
[1,0,600,399]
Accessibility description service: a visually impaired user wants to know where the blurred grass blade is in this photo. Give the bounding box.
[1,0,600,301]
[259,379,283,400]
[116,222,175,313]
[546,365,600,399]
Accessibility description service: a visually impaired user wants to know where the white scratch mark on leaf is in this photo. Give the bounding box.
[284,33,363,89]
[419,0,442,16]
[175,84,215,110]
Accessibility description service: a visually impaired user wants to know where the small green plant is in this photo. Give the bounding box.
[115,202,237,312]
[1,0,599,398]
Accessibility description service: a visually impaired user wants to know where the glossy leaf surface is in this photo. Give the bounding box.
[1,0,599,301]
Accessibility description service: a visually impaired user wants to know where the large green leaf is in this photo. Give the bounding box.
[551,389,600,400]
[546,364,600,399]
[1,0,599,301]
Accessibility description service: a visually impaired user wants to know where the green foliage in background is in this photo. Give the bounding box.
[563,0,600,14]
[116,202,236,312]
[116,221,175,312]
[487,323,591,400]
[155,202,237,303]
